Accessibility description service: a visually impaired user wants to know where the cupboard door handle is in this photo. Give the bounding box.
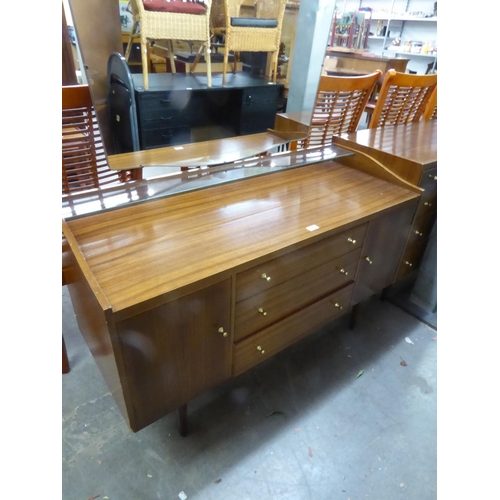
[258,307,267,316]
[159,99,171,104]
[334,302,343,310]
[339,268,348,275]
[365,256,373,264]
[429,174,437,180]
[415,230,423,236]
[217,327,228,337]
[424,202,432,206]
[261,273,271,282]
[404,261,413,267]
[347,237,356,244]
[256,345,266,354]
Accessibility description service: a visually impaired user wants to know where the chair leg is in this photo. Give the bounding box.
[232,52,238,73]
[223,50,228,86]
[125,21,138,62]
[205,45,212,88]
[272,52,278,84]
[166,40,176,74]
[140,38,149,90]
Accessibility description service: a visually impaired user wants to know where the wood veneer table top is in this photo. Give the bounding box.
[338,121,437,167]
[64,161,419,314]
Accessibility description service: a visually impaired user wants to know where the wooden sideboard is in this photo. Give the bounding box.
[62,147,422,434]
[333,120,437,280]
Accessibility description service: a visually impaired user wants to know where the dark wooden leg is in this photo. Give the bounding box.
[380,286,390,301]
[62,336,70,374]
[177,404,188,437]
[349,304,360,330]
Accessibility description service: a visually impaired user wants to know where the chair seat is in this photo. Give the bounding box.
[230,17,278,28]
[142,0,207,14]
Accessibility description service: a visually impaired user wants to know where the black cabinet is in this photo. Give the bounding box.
[108,67,283,153]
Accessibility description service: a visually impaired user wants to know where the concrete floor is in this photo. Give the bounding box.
[62,286,437,500]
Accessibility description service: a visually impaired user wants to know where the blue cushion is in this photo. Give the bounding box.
[230,17,278,28]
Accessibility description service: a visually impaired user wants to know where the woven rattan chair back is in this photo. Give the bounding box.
[127,0,212,90]
[217,0,287,85]
[423,86,437,120]
[369,69,437,129]
[298,71,382,150]
[62,85,136,196]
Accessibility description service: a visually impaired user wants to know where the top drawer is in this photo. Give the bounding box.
[236,223,368,303]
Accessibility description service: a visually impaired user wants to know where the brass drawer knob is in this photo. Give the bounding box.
[424,202,432,206]
[257,345,266,354]
[365,256,373,264]
[429,174,437,181]
[347,237,356,244]
[261,273,271,282]
[258,307,267,316]
[217,327,228,337]
[334,302,343,310]
[339,268,348,275]
[415,230,423,236]
[404,261,413,267]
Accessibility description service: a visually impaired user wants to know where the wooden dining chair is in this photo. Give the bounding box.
[212,0,287,85]
[62,84,141,373]
[289,71,381,150]
[125,0,212,90]
[423,86,437,120]
[368,69,437,129]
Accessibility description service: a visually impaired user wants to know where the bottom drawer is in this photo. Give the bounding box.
[141,126,191,149]
[233,283,354,376]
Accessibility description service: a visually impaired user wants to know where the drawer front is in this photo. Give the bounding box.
[236,223,368,302]
[235,248,361,342]
[396,239,428,280]
[137,91,202,127]
[239,87,281,135]
[415,166,437,218]
[233,283,354,376]
[406,211,436,248]
[140,126,191,149]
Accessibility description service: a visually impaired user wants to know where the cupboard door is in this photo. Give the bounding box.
[352,203,417,305]
[116,279,232,431]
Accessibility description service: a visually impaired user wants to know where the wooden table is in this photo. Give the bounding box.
[324,48,410,75]
[63,146,421,434]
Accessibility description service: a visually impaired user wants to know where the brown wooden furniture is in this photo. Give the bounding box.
[62,84,141,194]
[125,0,213,90]
[211,0,287,85]
[271,71,381,150]
[333,120,437,281]
[62,144,423,434]
[324,48,409,76]
[368,70,437,129]
[423,86,437,120]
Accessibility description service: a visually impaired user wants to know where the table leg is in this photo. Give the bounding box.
[177,404,188,437]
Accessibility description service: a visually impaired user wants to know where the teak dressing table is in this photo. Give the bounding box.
[63,145,423,435]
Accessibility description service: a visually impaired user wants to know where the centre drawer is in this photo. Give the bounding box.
[236,223,368,303]
[234,247,361,342]
[233,283,354,376]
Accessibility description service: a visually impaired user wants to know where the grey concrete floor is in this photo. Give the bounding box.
[62,286,437,500]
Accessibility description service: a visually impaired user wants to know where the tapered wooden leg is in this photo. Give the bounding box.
[177,404,188,437]
[62,336,70,374]
[380,286,389,301]
[349,303,360,330]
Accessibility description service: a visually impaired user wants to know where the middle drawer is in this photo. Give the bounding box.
[234,247,361,342]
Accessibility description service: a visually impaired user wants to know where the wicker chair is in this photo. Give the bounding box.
[125,0,212,90]
[293,71,382,150]
[423,86,437,120]
[211,0,287,85]
[62,84,139,195]
[369,69,437,129]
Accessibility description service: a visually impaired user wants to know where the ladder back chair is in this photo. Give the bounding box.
[125,0,212,90]
[295,71,382,150]
[369,69,437,129]
[212,0,287,85]
[62,84,140,195]
[423,86,437,120]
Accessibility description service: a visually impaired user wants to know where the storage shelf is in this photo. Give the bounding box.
[371,16,437,22]
[385,48,437,58]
